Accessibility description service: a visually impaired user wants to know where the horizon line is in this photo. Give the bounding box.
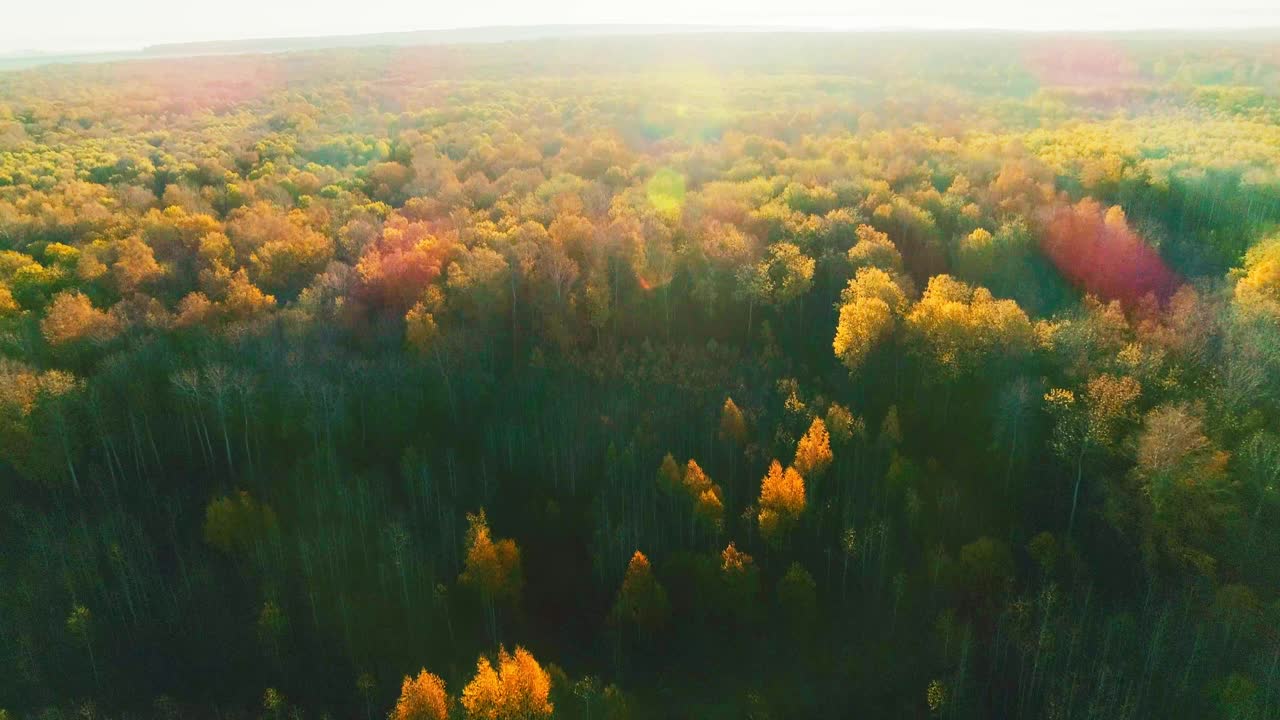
[6,19,1280,59]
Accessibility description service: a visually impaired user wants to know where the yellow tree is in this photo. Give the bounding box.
[682,459,712,498]
[718,396,748,506]
[756,241,815,306]
[406,293,457,419]
[611,550,670,635]
[719,397,748,446]
[0,282,18,317]
[694,488,725,533]
[904,274,1033,380]
[222,269,276,319]
[846,224,903,273]
[460,509,523,642]
[757,460,806,545]
[833,267,907,372]
[656,452,681,495]
[461,646,553,720]
[203,490,278,556]
[824,403,862,446]
[110,236,163,294]
[1234,236,1279,311]
[1044,374,1142,535]
[682,458,725,534]
[405,302,440,354]
[461,653,503,720]
[955,227,996,281]
[719,542,761,623]
[793,417,833,479]
[393,670,451,720]
[41,290,120,347]
[1129,403,1236,578]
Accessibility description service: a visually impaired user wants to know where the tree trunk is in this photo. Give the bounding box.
[1068,443,1086,536]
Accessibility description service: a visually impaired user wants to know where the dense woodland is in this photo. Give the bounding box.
[1,30,1279,719]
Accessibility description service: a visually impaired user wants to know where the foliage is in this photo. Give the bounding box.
[0,29,1278,720]
[393,670,450,720]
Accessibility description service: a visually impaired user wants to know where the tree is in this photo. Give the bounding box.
[758,460,806,544]
[833,267,907,372]
[227,202,333,297]
[927,679,946,714]
[720,541,761,622]
[461,646,553,720]
[0,282,17,317]
[41,290,120,347]
[203,490,278,556]
[656,452,682,495]
[249,227,333,298]
[1238,430,1280,543]
[406,295,456,418]
[405,302,440,354]
[354,214,452,313]
[793,417,833,479]
[66,604,97,686]
[719,397,748,446]
[1233,235,1279,319]
[460,509,523,641]
[682,459,724,531]
[447,244,510,325]
[611,551,670,635]
[222,269,276,318]
[264,688,286,720]
[955,227,996,280]
[694,488,725,533]
[757,242,815,306]
[956,536,1013,621]
[460,510,523,603]
[1041,199,1177,306]
[257,600,286,660]
[824,403,861,445]
[1045,374,1142,534]
[1128,403,1235,577]
[393,670,451,720]
[682,459,712,498]
[776,562,818,635]
[847,224,903,273]
[953,220,1043,311]
[904,274,1033,379]
[110,236,163,294]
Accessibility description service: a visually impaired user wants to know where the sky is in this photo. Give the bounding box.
[3,0,1279,54]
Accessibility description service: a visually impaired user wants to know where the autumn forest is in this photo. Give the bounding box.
[1,30,1279,719]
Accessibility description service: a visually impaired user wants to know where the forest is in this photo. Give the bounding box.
[1,30,1279,719]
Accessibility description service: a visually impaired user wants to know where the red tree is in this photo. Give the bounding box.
[1041,199,1177,306]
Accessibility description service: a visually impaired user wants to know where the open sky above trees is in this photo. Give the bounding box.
[4,0,1280,53]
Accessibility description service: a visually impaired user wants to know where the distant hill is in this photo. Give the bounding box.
[3,24,1279,72]
[0,25,762,70]
[139,24,756,57]
[0,50,146,71]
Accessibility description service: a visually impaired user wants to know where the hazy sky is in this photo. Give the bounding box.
[4,0,1279,53]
